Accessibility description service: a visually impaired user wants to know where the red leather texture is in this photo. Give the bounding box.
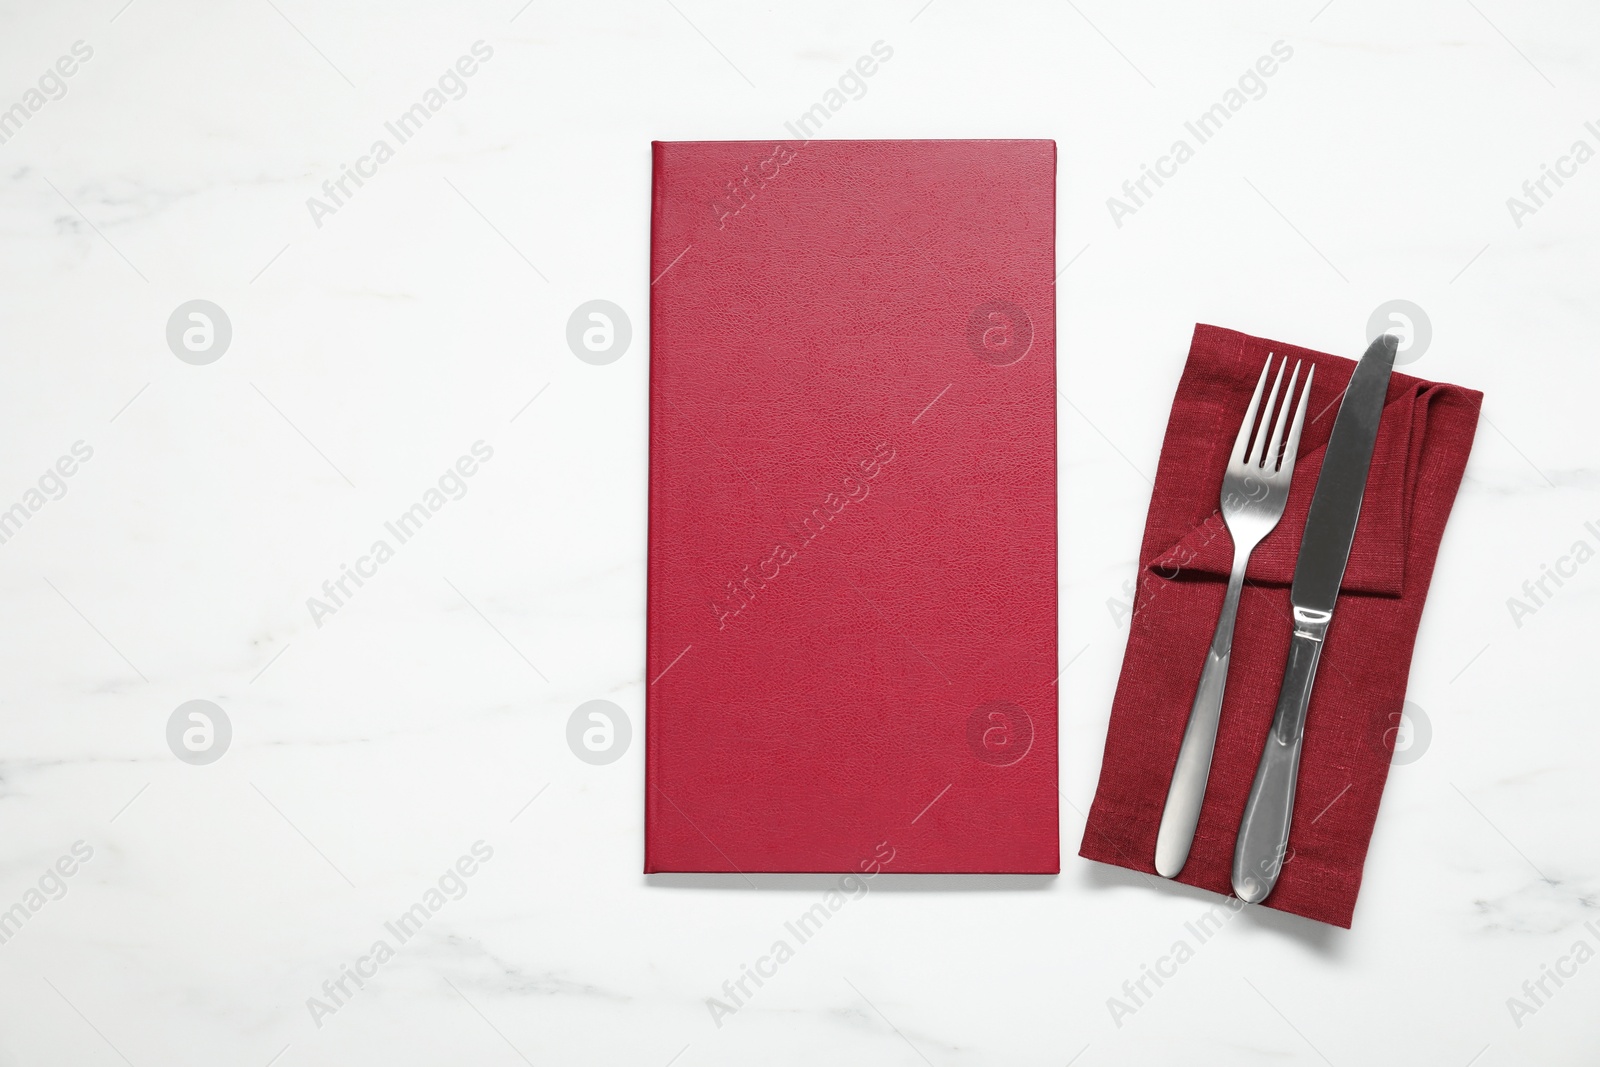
[1080,324,1482,927]
[647,140,1058,874]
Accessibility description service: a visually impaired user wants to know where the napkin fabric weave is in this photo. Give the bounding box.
[1079,323,1482,928]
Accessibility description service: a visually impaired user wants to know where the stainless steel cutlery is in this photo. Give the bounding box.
[1231,334,1397,903]
[1151,334,1397,906]
[1155,354,1314,878]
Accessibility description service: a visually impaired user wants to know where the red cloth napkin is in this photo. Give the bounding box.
[1079,324,1482,927]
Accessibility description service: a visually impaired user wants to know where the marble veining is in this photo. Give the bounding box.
[0,0,1596,1063]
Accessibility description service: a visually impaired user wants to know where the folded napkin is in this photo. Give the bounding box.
[1079,324,1482,927]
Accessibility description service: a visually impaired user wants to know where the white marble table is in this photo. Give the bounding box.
[1,0,1595,1063]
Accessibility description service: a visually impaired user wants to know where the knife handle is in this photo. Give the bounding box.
[1231,606,1330,904]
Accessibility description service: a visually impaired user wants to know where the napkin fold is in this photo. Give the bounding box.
[1079,323,1482,927]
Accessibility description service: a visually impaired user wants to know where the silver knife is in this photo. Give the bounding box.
[1231,334,1397,904]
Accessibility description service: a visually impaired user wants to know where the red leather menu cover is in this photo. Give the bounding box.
[647,139,1057,873]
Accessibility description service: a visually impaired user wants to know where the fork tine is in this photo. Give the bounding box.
[1264,361,1301,471]
[1245,356,1287,467]
[1278,363,1315,476]
[1232,356,1274,465]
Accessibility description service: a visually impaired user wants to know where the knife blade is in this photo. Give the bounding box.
[1231,333,1397,904]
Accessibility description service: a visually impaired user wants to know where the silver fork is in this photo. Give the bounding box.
[1153,354,1313,879]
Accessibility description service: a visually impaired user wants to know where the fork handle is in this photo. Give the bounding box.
[1153,551,1250,878]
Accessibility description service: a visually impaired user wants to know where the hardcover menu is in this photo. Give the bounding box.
[647,139,1057,873]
